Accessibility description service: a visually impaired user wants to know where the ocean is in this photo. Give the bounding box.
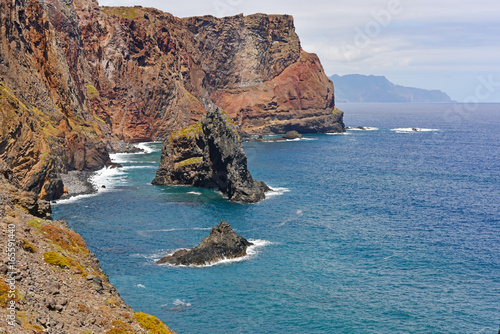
[52,103,500,334]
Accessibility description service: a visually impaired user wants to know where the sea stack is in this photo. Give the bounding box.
[152,108,270,203]
[157,221,253,266]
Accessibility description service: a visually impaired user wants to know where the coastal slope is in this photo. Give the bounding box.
[0,162,175,333]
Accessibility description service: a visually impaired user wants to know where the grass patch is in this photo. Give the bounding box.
[94,115,106,123]
[20,239,36,253]
[86,84,99,99]
[134,312,174,334]
[176,156,203,168]
[104,296,120,308]
[106,320,134,334]
[170,121,203,142]
[101,6,141,19]
[0,281,17,307]
[41,225,89,254]
[27,219,43,229]
[43,251,69,268]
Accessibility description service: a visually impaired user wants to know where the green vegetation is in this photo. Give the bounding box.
[170,121,203,142]
[43,251,69,268]
[134,312,173,334]
[94,115,106,123]
[104,296,120,308]
[20,239,36,253]
[27,219,43,229]
[41,225,89,254]
[0,281,16,307]
[177,156,203,168]
[105,320,134,334]
[86,84,99,99]
[101,6,141,19]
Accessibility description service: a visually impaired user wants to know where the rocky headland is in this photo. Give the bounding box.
[153,108,270,203]
[0,0,343,331]
[157,221,252,266]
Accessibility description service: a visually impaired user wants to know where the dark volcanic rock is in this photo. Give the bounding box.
[152,108,270,203]
[157,221,253,266]
[281,131,303,140]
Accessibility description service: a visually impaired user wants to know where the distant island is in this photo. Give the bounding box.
[330,74,454,103]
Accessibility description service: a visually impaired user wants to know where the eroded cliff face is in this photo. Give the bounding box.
[77,6,343,139]
[1,0,342,199]
[0,0,110,200]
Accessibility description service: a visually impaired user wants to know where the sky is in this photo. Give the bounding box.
[98,0,500,102]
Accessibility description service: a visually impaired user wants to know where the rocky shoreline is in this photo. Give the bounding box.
[59,171,98,200]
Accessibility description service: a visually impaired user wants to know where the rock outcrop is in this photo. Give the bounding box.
[157,221,252,266]
[153,108,270,203]
[282,130,303,140]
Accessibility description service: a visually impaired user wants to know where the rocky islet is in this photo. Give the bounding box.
[157,221,253,266]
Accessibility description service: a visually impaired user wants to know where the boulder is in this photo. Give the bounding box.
[152,108,270,203]
[157,221,253,266]
[281,131,303,140]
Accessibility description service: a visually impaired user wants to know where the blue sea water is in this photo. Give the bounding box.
[52,103,500,334]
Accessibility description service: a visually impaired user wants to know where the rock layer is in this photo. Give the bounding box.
[157,221,252,266]
[153,108,270,203]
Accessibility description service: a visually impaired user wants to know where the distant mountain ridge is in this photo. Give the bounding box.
[330,74,453,103]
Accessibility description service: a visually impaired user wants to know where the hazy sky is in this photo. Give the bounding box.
[99,0,500,102]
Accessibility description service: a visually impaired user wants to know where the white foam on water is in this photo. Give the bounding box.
[172,299,192,307]
[53,166,125,205]
[134,141,163,154]
[347,127,379,131]
[279,137,317,142]
[136,284,146,289]
[157,239,272,268]
[52,193,100,205]
[121,165,157,170]
[266,187,291,198]
[187,191,202,195]
[326,132,351,135]
[391,128,440,133]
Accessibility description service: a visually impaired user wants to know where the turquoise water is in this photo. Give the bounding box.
[53,104,500,333]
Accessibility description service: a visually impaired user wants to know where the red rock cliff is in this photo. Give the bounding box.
[0,0,343,199]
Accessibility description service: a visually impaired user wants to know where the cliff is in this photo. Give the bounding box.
[330,74,453,103]
[1,0,342,200]
[153,108,270,203]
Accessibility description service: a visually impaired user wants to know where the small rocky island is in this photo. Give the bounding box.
[157,221,253,266]
[152,108,270,203]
